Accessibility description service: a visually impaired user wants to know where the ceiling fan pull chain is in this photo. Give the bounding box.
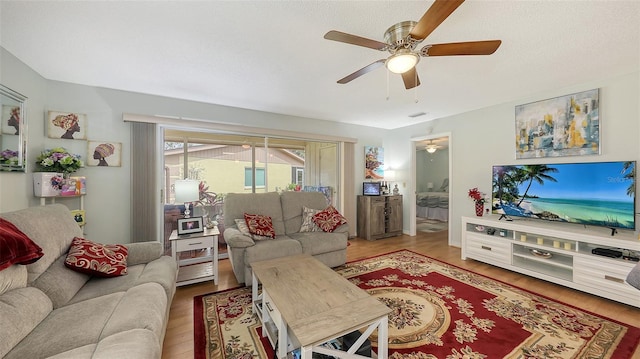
[386,70,390,101]
[414,71,419,103]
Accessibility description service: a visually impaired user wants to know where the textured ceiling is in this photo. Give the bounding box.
[1,1,638,130]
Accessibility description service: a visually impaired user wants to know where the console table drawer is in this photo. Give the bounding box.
[175,235,213,252]
[574,257,637,298]
[465,235,510,264]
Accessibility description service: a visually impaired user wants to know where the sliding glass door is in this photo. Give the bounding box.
[161,129,339,257]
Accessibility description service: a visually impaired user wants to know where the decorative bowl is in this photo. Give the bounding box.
[530,249,552,259]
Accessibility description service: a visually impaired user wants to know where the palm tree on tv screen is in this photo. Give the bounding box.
[516,165,559,207]
[622,161,635,197]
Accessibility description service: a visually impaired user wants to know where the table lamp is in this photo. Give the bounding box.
[174,179,199,218]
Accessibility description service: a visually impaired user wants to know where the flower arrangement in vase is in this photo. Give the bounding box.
[33,147,83,197]
[0,149,19,167]
[35,147,83,175]
[468,187,486,216]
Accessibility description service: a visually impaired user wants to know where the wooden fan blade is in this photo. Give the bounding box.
[410,0,465,41]
[337,59,386,84]
[401,67,421,89]
[421,40,502,56]
[324,30,388,50]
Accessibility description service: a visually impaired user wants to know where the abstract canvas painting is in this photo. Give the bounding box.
[515,89,599,159]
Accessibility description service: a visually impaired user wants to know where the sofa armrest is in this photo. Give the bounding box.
[224,228,256,248]
[126,241,163,266]
[627,262,640,290]
[333,223,350,234]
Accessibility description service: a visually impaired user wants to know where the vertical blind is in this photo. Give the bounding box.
[130,122,157,242]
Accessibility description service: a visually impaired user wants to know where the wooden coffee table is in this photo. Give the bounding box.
[251,254,391,359]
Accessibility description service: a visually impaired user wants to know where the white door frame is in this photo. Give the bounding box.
[409,132,453,245]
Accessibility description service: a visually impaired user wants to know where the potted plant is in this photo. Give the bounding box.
[33,147,83,197]
[468,187,486,216]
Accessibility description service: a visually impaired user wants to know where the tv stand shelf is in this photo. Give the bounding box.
[462,216,640,308]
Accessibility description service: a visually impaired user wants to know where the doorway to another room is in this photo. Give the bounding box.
[412,134,451,243]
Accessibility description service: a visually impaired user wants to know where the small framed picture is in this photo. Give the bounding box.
[87,141,122,167]
[177,216,204,236]
[47,111,87,140]
[70,209,86,226]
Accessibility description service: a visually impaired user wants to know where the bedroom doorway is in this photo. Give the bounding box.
[411,133,452,244]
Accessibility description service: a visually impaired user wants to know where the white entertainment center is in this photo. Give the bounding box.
[461,215,640,308]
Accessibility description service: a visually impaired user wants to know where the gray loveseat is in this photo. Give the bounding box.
[223,191,348,284]
[0,204,178,359]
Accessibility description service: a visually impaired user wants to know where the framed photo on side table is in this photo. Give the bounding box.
[177,216,204,236]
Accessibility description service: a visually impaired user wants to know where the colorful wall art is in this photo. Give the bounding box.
[515,89,599,159]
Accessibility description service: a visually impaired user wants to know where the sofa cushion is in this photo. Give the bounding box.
[0,204,83,283]
[65,237,128,277]
[0,264,27,296]
[299,206,322,232]
[4,292,124,359]
[0,218,44,270]
[288,232,348,256]
[312,206,347,232]
[223,192,286,235]
[244,238,302,265]
[30,255,91,309]
[235,219,272,240]
[0,287,52,358]
[280,191,329,234]
[243,213,276,239]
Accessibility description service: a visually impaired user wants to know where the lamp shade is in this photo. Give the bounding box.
[174,179,200,203]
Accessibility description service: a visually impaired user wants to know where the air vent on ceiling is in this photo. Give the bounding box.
[408,112,427,118]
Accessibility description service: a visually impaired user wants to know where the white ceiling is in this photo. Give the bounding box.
[1,1,638,130]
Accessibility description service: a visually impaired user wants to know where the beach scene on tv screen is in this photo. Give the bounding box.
[492,162,636,229]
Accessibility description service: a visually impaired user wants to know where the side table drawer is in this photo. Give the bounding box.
[175,235,213,252]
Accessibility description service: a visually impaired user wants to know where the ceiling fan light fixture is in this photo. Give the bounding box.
[385,50,419,74]
[426,145,437,153]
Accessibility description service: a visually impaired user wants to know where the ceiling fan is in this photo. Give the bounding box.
[324,0,502,90]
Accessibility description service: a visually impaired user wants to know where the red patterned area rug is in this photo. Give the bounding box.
[194,250,640,359]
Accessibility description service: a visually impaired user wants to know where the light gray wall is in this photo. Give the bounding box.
[387,70,640,246]
[1,46,384,243]
[416,148,449,193]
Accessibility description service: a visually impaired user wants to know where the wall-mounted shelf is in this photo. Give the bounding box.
[462,216,640,308]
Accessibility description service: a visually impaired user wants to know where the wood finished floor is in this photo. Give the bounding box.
[161,230,640,359]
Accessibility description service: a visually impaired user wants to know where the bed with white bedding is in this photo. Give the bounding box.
[416,191,449,222]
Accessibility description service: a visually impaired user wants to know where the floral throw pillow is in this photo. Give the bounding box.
[312,206,347,232]
[0,218,44,271]
[234,219,272,241]
[299,206,322,233]
[243,213,276,239]
[65,237,128,277]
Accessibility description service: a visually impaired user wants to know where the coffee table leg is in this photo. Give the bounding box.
[377,315,388,359]
[300,345,312,359]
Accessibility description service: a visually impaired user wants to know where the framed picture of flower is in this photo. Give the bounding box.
[47,111,87,140]
[87,141,122,167]
[515,88,600,159]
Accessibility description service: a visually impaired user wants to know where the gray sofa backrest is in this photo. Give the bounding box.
[223,192,286,236]
[280,192,328,234]
[1,204,83,284]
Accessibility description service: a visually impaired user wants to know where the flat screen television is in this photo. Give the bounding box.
[492,161,636,230]
[363,182,381,196]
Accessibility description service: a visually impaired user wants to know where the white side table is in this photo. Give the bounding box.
[169,226,219,286]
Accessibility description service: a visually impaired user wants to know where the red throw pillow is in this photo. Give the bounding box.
[312,206,347,232]
[243,213,276,239]
[65,237,128,277]
[0,218,44,271]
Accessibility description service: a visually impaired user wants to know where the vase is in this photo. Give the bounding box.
[33,172,63,197]
[474,202,484,217]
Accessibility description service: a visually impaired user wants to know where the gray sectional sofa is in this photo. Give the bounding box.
[223,191,349,284]
[0,204,178,359]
